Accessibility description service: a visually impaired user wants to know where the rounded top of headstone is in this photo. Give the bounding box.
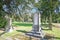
[31,7,39,14]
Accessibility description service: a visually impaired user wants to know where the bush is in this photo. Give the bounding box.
[0,17,7,28]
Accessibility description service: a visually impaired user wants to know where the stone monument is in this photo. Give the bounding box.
[26,10,45,39]
[5,15,13,32]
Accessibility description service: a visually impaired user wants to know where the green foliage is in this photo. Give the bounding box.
[0,17,7,28]
[0,0,3,11]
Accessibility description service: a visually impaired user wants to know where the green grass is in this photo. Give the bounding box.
[13,22,60,40]
[12,22,33,27]
[42,24,60,40]
[0,22,60,40]
[1,31,21,38]
[43,27,60,40]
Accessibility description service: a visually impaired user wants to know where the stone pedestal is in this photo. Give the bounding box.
[26,13,44,39]
[5,15,13,32]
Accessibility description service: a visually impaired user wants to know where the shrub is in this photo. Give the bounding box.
[0,17,7,28]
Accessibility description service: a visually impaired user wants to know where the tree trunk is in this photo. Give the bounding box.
[49,11,52,30]
[5,15,13,32]
[45,17,48,24]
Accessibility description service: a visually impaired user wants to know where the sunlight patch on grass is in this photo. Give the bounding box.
[0,37,5,40]
[15,26,32,31]
[44,27,60,39]
[1,31,22,38]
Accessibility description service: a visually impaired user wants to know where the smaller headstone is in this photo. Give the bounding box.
[5,17,13,32]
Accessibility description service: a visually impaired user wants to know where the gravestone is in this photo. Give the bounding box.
[5,15,13,32]
[26,12,45,39]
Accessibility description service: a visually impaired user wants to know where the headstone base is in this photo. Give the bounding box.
[26,31,44,38]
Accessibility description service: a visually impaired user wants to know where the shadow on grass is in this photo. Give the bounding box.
[44,36,60,40]
[16,30,27,33]
[13,23,32,27]
[42,24,49,28]
[0,32,6,36]
[0,28,6,36]
[44,33,60,40]
[16,30,60,40]
[53,37,60,39]
[42,29,50,30]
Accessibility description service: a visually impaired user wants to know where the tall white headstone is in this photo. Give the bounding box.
[32,13,39,32]
[26,12,44,38]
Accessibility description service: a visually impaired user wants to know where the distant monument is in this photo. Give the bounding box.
[5,15,13,32]
[26,8,45,40]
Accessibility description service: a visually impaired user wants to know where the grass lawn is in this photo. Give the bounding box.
[0,22,60,40]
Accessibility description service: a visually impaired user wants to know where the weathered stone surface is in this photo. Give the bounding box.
[5,17,13,32]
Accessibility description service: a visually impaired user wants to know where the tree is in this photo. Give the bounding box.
[2,0,35,32]
[39,0,59,30]
[0,0,8,29]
